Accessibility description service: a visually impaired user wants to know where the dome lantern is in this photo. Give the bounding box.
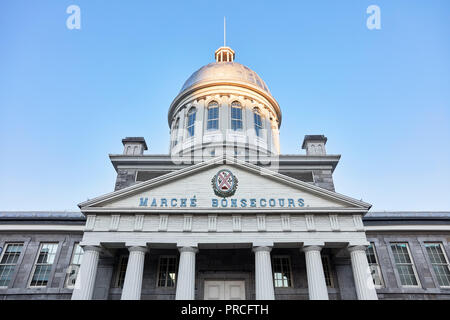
[215,46,235,62]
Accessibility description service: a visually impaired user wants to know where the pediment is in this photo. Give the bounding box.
[79,157,370,213]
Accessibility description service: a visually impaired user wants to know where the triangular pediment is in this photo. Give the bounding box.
[79,157,370,213]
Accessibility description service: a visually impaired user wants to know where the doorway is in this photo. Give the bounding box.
[203,280,246,300]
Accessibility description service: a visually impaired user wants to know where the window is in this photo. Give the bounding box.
[29,243,58,287]
[172,118,180,146]
[187,108,196,137]
[272,256,292,288]
[366,243,384,287]
[391,243,420,287]
[231,101,243,131]
[114,255,128,288]
[424,243,450,287]
[253,109,263,137]
[207,101,219,130]
[0,243,23,287]
[321,256,334,288]
[157,256,177,287]
[65,243,83,288]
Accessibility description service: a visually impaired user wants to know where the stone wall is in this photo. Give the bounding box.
[0,231,83,300]
[366,231,450,300]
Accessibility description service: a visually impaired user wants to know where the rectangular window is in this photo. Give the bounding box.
[391,243,420,287]
[321,256,334,288]
[29,243,58,287]
[424,243,450,287]
[272,256,292,288]
[366,243,384,287]
[114,255,128,288]
[157,256,177,287]
[231,106,243,131]
[0,243,24,287]
[65,243,84,288]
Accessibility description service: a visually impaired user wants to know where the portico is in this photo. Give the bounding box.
[72,157,377,300]
[71,240,377,300]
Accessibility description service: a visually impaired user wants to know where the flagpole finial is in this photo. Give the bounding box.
[215,16,235,62]
[224,16,226,47]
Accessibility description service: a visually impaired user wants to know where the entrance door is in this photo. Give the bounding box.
[204,280,246,300]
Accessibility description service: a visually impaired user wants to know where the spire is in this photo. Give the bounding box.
[215,16,235,63]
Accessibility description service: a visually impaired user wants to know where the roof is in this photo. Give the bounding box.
[363,211,450,227]
[364,211,450,220]
[0,211,86,222]
[180,62,271,95]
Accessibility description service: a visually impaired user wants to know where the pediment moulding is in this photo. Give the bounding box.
[80,157,370,212]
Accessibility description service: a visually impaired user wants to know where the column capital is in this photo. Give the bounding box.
[252,246,272,253]
[302,245,323,253]
[178,246,198,254]
[128,246,148,254]
[348,245,368,253]
[82,245,102,253]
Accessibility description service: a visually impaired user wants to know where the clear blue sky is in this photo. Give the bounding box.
[0,0,449,211]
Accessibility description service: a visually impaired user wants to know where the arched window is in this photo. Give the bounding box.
[187,107,196,137]
[231,101,243,131]
[207,101,219,130]
[253,108,263,137]
[172,118,179,146]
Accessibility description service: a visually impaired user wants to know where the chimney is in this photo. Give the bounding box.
[302,135,327,156]
[122,137,148,156]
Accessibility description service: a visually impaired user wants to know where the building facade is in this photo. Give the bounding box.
[0,46,449,300]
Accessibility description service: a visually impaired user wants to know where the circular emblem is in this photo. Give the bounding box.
[212,169,238,198]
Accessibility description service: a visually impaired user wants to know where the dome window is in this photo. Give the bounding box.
[187,107,197,137]
[253,108,263,137]
[172,118,180,146]
[231,101,243,131]
[207,101,219,131]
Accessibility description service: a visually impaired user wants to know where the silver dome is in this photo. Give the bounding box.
[180,62,271,94]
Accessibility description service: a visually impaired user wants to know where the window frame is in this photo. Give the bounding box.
[366,242,384,288]
[389,242,421,288]
[186,107,197,138]
[424,242,450,288]
[272,255,293,288]
[156,255,178,288]
[64,243,84,289]
[28,242,59,288]
[172,117,180,147]
[113,254,129,289]
[321,255,335,288]
[253,108,263,137]
[230,101,243,131]
[206,101,219,131]
[0,242,24,288]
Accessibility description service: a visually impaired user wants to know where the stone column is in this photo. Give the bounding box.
[348,246,378,300]
[253,246,275,300]
[175,247,198,300]
[71,245,101,300]
[302,246,329,300]
[121,246,147,300]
